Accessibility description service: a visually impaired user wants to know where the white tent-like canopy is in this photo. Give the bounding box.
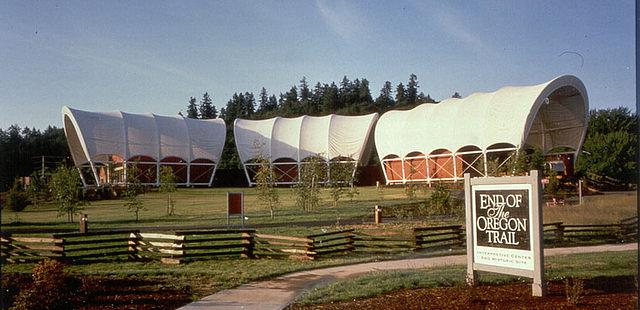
[234,113,379,185]
[375,75,589,184]
[62,106,226,187]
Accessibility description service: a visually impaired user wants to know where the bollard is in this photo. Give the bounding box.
[374,205,382,224]
[578,180,583,205]
[80,214,88,233]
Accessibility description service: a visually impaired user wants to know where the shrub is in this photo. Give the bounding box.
[564,277,585,306]
[545,169,560,197]
[6,189,29,212]
[294,155,326,212]
[123,166,145,221]
[430,184,451,214]
[159,166,177,216]
[11,260,71,310]
[404,184,417,200]
[1,273,30,309]
[254,158,279,218]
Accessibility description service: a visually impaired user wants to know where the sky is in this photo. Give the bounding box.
[0,0,635,130]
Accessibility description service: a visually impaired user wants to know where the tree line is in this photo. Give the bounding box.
[0,126,70,192]
[185,74,439,168]
[185,74,438,123]
[0,75,636,192]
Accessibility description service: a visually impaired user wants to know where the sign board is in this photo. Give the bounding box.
[464,170,544,296]
[227,192,244,227]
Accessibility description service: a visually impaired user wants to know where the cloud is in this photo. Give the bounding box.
[315,0,368,40]
[415,2,497,57]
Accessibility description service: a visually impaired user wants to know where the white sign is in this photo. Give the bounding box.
[464,171,545,297]
[472,184,534,270]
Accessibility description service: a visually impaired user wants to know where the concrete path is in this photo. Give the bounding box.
[178,243,637,310]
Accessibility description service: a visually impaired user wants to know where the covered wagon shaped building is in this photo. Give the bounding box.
[62,106,226,187]
[375,75,589,184]
[234,113,378,186]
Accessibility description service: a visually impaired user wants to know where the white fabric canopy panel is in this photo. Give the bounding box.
[234,113,379,185]
[62,106,226,187]
[375,75,589,184]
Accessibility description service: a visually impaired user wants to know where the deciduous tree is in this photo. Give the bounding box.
[50,166,85,223]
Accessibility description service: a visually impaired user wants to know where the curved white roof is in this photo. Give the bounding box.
[62,106,226,165]
[234,113,379,164]
[375,75,589,159]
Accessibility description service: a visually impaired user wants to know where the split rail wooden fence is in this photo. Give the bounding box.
[2,216,636,265]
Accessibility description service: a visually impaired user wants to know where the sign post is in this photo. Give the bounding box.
[465,170,545,297]
[227,192,245,228]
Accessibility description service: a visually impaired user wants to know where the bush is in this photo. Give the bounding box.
[430,184,451,214]
[545,169,560,197]
[11,260,72,310]
[6,189,29,212]
[1,274,30,309]
[564,277,585,306]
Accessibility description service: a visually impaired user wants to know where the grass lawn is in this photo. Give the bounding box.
[294,250,638,305]
[3,186,635,232]
[2,186,422,233]
[1,247,460,300]
[1,186,636,301]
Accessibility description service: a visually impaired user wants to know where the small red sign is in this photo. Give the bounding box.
[228,193,243,215]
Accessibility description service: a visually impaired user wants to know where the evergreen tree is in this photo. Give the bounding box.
[321,82,339,114]
[186,97,198,119]
[374,81,395,110]
[424,93,436,103]
[281,86,299,117]
[406,74,419,106]
[310,82,324,115]
[223,93,243,124]
[199,92,217,119]
[258,87,269,114]
[416,92,436,104]
[267,95,278,112]
[358,78,374,112]
[338,76,352,110]
[395,83,407,106]
[243,92,255,117]
[299,77,312,114]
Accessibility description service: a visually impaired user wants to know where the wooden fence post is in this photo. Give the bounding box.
[556,223,565,243]
[306,238,316,260]
[412,229,420,251]
[241,231,255,258]
[0,233,10,263]
[456,226,464,246]
[54,237,65,261]
[347,232,355,253]
[616,224,625,242]
[128,232,140,260]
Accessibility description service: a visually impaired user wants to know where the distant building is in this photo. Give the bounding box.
[62,106,226,188]
[234,113,378,185]
[375,75,588,184]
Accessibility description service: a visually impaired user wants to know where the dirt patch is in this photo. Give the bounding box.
[1,273,192,310]
[289,276,637,310]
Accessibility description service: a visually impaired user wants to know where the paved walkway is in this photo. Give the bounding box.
[179,243,637,310]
